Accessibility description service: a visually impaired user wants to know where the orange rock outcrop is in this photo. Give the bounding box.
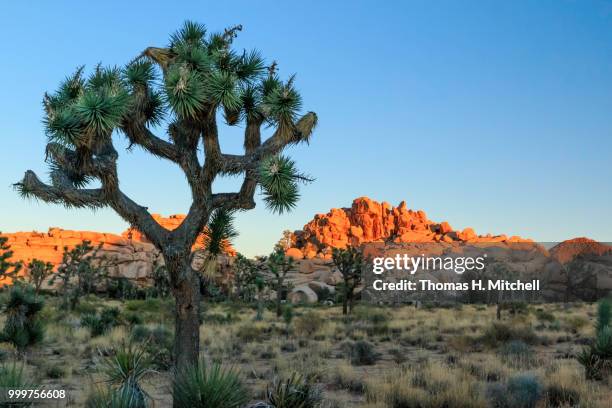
[549,237,612,264]
[2,214,235,281]
[287,197,531,259]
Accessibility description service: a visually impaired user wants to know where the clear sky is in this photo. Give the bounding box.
[1,0,611,256]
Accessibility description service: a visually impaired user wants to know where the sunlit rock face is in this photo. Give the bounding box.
[285,196,531,260]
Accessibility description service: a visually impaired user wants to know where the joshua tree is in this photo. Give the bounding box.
[15,21,317,376]
[232,253,259,301]
[332,247,363,315]
[26,259,54,295]
[0,234,22,284]
[49,241,104,309]
[266,248,295,317]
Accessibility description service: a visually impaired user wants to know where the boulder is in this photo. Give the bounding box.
[288,285,318,304]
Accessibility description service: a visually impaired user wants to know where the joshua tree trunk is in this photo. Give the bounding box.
[168,258,201,370]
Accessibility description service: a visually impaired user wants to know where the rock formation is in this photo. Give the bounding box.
[286,197,531,259]
[2,214,234,285]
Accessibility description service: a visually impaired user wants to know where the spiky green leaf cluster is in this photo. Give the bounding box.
[156,20,298,125]
[201,209,238,257]
[259,155,311,214]
[43,66,130,149]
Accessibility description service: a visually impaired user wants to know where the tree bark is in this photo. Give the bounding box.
[167,257,201,374]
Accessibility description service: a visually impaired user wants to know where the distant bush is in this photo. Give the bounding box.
[544,384,580,407]
[236,324,265,342]
[82,307,120,337]
[499,340,535,368]
[101,341,151,407]
[576,297,612,379]
[130,325,173,371]
[344,340,379,366]
[267,372,322,408]
[1,285,45,350]
[294,311,324,337]
[487,374,542,408]
[85,385,146,408]
[481,322,537,347]
[173,360,249,408]
[534,308,556,323]
[0,363,33,406]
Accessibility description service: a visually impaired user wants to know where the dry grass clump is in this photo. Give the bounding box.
[365,361,486,408]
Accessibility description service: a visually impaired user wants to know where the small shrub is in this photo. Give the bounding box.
[267,372,322,408]
[46,365,66,379]
[534,309,555,323]
[0,363,33,406]
[85,385,146,408]
[1,285,45,350]
[82,307,119,337]
[102,341,152,407]
[544,384,580,407]
[173,360,249,408]
[344,340,378,366]
[236,324,265,342]
[122,311,143,327]
[481,322,537,347]
[488,374,542,408]
[596,298,611,334]
[499,340,535,368]
[294,312,324,337]
[130,325,173,370]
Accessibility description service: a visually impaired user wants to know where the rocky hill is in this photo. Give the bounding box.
[286,197,530,259]
[2,214,234,284]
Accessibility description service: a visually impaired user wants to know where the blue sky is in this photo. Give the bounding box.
[1,0,611,256]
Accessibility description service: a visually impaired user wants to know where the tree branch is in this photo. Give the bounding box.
[15,170,106,209]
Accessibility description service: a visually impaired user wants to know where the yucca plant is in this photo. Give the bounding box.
[1,285,44,350]
[86,385,146,408]
[101,342,152,407]
[576,297,612,380]
[596,298,611,334]
[267,372,322,408]
[173,360,249,408]
[0,362,34,406]
[16,22,318,389]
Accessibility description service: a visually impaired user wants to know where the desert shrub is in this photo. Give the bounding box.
[499,340,535,368]
[82,307,120,337]
[596,297,611,334]
[45,364,66,379]
[202,312,236,325]
[344,340,378,366]
[267,372,322,408]
[280,342,297,353]
[1,285,45,350]
[173,360,249,408]
[122,311,143,327]
[0,362,33,406]
[294,311,324,337]
[544,384,580,407]
[130,325,173,370]
[331,363,364,393]
[102,342,152,407]
[564,315,589,332]
[576,347,606,380]
[236,323,265,342]
[576,298,612,379]
[593,326,612,359]
[86,385,146,408]
[481,322,537,347]
[534,308,555,323]
[353,307,389,325]
[488,374,542,408]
